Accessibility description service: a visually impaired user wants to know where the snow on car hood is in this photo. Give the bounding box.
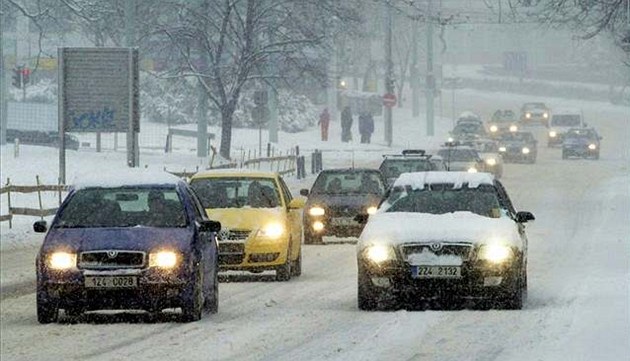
[358,211,521,250]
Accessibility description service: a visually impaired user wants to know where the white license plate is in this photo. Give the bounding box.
[84,276,138,288]
[412,266,461,279]
[331,217,356,226]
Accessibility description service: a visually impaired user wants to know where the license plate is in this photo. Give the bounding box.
[84,276,138,288]
[331,217,356,226]
[412,266,461,279]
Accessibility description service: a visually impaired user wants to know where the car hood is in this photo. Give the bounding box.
[358,211,521,250]
[564,138,594,146]
[306,193,382,211]
[205,207,285,231]
[42,227,194,253]
[500,140,526,147]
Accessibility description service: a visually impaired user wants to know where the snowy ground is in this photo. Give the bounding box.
[1,89,628,360]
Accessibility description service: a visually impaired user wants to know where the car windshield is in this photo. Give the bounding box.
[311,171,385,195]
[384,183,502,218]
[379,159,435,180]
[500,133,534,142]
[437,148,479,162]
[566,129,596,139]
[190,177,280,208]
[54,187,186,228]
[523,103,546,110]
[551,114,581,126]
[453,123,484,135]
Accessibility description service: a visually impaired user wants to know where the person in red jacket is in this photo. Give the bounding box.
[318,108,331,141]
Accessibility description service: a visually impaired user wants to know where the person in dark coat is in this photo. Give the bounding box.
[359,111,375,144]
[318,108,330,141]
[341,106,353,142]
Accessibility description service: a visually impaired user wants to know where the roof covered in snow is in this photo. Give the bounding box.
[392,171,494,190]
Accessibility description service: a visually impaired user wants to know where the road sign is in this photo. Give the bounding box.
[383,93,397,108]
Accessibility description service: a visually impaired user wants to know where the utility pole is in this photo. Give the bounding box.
[384,3,393,146]
[0,22,6,146]
[196,0,210,158]
[327,19,338,126]
[125,0,139,167]
[411,16,420,118]
[268,31,278,143]
[425,0,435,136]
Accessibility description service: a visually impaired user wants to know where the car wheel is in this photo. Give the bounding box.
[181,265,204,322]
[291,248,302,277]
[502,269,525,310]
[303,230,323,245]
[275,245,292,282]
[205,265,219,314]
[37,289,58,324]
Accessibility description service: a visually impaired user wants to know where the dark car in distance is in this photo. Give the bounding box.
[562,127,602,160]
[497,131,538,163]
[6,129,80,150]
[35,170,221,323]
[301,168,386,244]
[379,149,439,188]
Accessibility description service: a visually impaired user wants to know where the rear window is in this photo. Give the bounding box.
[380,159,435,180]
[437,148,479,162]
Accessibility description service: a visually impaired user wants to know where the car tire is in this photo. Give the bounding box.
[303,230,323,245]
[181,265,204,322]
[502,268,525,310]
[205,265,219,314]
[291,248,302,277]
[37,289,58,324]
[275,245,292,282]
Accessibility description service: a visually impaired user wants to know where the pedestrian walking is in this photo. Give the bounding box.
[318,108,330,141]
[359,111,375,144]
[341,106,353,142]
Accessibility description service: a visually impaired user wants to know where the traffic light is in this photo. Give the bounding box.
[12,66,23,88]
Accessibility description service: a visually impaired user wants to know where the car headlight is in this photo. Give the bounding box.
[543,112,549,118]
[447,137,454,142]
[509,125,518,132]
[257,223,285,238]
[485,158,497,166]
[366,206,378,215]
[48,252,77,270]
[312,221,324,232]
[467,167,478,173]
[549,131,557,138]
[308,207,325,216]
[525,113,531,119]
[490,125,498,132]
[498,146,506,152]
[588,144,597,150]
[522,147,530,154]
[364,245,396,264]
[149,250,179,269]
[478,245,513,264]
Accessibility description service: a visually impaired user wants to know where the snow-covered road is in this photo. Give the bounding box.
[1,91,628,361]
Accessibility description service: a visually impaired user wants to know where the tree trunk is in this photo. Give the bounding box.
[219,103,236,159]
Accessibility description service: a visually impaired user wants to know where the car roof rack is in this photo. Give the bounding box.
[401,149,425,155]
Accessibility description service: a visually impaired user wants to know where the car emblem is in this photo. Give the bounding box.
[218,229,230,241]
[429,242,443,252]
[107,251,118,258]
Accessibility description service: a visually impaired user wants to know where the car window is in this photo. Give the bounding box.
[190,177,281,208]
[55,187,187,228]
[437,148,479,162]
[185,186,209,221]
[494,181,517,216]
[311,171,385,195]
[277,177,292,206]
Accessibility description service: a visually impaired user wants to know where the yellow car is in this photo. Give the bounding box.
[189,170,305,281]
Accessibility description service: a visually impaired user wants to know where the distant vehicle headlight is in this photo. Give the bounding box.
[525,112,531,119]
[257,223,285,238]
[309,207,325,216]
[478,244,513,264]
[543,112,549,118]
[498,146,507,152]
[549,131,557,138]
[447,137,454,142]
[312,221,324,232]
[366,206,378,215]
[522,147,530,154]
[467,167,478,173]
[490,125,498,132]
[588,144,597,150]
[509,125,518,132]
[365,245,396,264]
[485,158,497,166]
[149,250,179,269]
[48,252,77,270]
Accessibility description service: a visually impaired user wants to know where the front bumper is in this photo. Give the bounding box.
[304,215,365,238]
[218,237,290,271]
[563,146,598,157]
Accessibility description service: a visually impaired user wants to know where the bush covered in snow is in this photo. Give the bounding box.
[9,78,57,103]
[140,75,198,125]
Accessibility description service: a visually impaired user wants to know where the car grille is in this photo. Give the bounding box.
[399,243,473,261]
[218,241,245,265]
[328,206,362,217]
[79,250,146,269]
[218,229,251,241]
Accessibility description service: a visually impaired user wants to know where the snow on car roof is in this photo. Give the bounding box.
[458,111,481,119]
[392,171,494,190]
[358,212,521,248]
[72,168,182,189]
[552,108,581,115]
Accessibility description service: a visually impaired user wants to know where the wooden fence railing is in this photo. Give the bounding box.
[0,176,69,228]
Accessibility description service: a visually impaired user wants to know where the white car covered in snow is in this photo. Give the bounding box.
[356,172,535,310]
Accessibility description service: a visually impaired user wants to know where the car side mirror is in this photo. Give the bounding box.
[288,198,305,210]
[354,214,369,224]
[299,189,309,197]
[515,211,535,223]
[33,220,48,233]
[199,220,221,233]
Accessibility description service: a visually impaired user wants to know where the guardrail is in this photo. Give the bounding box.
[0,176,68,228]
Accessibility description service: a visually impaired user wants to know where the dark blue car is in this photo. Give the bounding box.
[34,171,221,323]
[562,127,602,160]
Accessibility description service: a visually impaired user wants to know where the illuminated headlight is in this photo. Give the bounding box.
[257,223,285,238]
[149,251,179,269]
[467,167,478,173]
[522,147,530,154]
[543,112,549,119]
[312,221,324,232]
[478,245,513,264]
[549,131,557,138]
[509,125,518,132]
[588,144,597,150]
[525,113,531,119]
[364,245,396,264]
[490,125,498,132]
[485,158,497,166]
[308,207,325,216]
[498,146,506,152]
[447,137,454,142]
[48,252,77,270]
